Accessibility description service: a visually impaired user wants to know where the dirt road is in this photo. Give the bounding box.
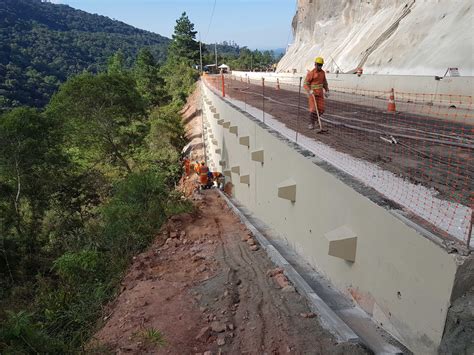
[91,189,368,354]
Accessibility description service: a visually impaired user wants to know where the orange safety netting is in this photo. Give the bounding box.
[202,74,473,247]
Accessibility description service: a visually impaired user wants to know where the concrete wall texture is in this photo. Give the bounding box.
[201,82,472,354]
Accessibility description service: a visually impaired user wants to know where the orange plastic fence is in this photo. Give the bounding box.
[202,74,473,247]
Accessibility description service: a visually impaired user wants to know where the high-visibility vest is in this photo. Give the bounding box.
[304,69,328,95]
[199,165,209,184]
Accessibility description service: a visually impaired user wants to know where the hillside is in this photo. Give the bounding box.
[0,0,170,109]
[278,0,473,76]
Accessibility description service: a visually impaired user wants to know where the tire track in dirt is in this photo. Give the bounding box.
[212,208,320,353]
[213,216,268,351]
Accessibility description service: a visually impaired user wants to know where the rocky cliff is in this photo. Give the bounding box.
[277,0,473,76]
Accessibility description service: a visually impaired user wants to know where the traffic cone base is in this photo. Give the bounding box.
[387,88,397,113]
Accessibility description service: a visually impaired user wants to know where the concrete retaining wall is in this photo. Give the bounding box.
[201,82,472,354]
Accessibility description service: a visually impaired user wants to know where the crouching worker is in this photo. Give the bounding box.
[212,171,225,190]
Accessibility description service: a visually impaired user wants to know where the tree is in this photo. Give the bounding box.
[0,0,169,110]
[167,12,200,63]
[107,50,126,75]
[133,48,168,107]
[46,73,146,173]
[0,107,66,275]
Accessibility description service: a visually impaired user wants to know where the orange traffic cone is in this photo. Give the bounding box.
[387,88,396,112]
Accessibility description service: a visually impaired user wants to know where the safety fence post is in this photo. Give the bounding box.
[262,77,265,123]
[244,84,247,111]
[221,72,226,97]
[296,76,302,143]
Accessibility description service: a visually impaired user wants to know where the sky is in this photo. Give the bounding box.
[51,0,296,50]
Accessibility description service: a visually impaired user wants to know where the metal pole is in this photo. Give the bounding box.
[244,75,247,111]
[296,77,302,142]
[221,72,225,97]
[199,39,203,74]
[214,43,218,70]
[244,87,247,111]
[262,77,265,123]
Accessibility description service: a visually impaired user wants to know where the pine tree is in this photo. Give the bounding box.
[134,48,168,107]
[167,12,200,63]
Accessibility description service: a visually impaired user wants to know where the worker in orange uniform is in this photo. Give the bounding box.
[212,171,225,190]
[199,161,210,188]
[304,57,329,130]
[194,160,200,175]
[183,157,190,177]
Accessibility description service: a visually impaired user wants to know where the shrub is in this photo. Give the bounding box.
[101,170,169,256]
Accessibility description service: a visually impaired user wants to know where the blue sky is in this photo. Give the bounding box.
[52,0,296,49]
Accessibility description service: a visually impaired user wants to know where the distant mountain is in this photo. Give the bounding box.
[0,0,170,109]
[252,47,286,59]
[271,48,286,56]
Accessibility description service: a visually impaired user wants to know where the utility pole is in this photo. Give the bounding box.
[215,43,218,72]
[199,33,203,73]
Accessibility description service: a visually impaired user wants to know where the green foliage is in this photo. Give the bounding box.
[107,50,127,75]
[161,61,198,104]
[0,10,199,354]
[0,107,68,289]
[167,12,200,63]
[144,103,187,183]
[202,46,278,71]
[101,171,169,256]
[0,311,65,353]
[53,250,102,284]
[134,48,168,107]
[47,72,147,173]
[162,12,199,103]
[133,327,167,347]
[0,0,170,110]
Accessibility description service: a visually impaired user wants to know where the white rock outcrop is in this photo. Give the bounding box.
[277,0,473,76]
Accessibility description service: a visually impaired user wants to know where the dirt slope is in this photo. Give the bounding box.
[89,85,368,354]
[91,190,368,354]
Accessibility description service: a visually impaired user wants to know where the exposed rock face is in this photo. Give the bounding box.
[439,287,474,354]
[277,0,473,76]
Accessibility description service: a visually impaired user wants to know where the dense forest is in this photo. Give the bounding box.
[0,0,170,109]
[0,11,199,353]
[0,0,280,110]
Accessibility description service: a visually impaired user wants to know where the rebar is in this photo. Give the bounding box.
[296,77,302,142]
